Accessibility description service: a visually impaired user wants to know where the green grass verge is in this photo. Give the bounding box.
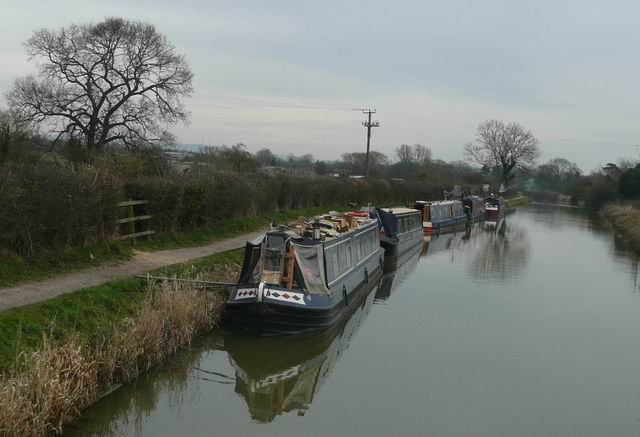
[0,249,244,373]
[504,195,530,207]
[0,242,133,288]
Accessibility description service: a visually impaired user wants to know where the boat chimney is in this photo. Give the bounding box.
[313,218,321,240]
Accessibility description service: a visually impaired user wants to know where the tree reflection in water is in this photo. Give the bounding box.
[470,219,530,285]
[421,218,530,285]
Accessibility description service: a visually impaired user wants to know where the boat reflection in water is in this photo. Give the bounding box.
[421,220,484,260]
[375,239,422,302]
[226,278,380,423]
[226,241,424,423]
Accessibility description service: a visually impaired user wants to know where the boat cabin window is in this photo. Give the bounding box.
[337,241,353,275]
[346,241,353,269]
[331,250,339,278]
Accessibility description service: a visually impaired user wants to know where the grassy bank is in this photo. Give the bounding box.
[0,250,241,435]
[0,205,346,287]
[0,249,243,372]
[601,202,640,254]
[504,195,530,207]
[0,280,225,436]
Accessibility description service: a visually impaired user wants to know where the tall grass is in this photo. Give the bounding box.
[601,201,640,253]
[0,277,229,436]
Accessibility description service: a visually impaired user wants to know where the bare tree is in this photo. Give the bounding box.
[413,144,432,166]
[395,143,432,166]
[464,119,539,191]
[395,144,414,163]
[7,17,193,151]
[342,151,388,176]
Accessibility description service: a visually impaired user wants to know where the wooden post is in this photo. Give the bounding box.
[128,203,136,245]
[117,200,155,242]
[280,245,295,289]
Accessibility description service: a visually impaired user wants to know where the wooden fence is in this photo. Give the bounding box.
[117,200,155,242]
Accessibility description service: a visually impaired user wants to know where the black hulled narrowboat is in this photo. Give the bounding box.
[375,207,424,257]
[225,212,384,335]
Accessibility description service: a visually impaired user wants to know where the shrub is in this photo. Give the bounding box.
[0,162,121,259]
[619,165,640,199]
[1,162,467,260]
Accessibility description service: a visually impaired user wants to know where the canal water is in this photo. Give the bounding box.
[66,205,640,437]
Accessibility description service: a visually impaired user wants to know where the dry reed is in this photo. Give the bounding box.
[0,277,226,436]
[601,202,640,253]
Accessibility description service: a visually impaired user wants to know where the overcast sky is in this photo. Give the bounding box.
[1,0,639,171]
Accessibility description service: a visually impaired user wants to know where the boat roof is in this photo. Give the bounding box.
[415,200,461,206]
[380,207,420,215]
[264,210,377,244]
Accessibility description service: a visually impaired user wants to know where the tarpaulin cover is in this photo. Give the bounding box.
[239,234,265,283]
[375,208,397,238]
[293,243,330,295]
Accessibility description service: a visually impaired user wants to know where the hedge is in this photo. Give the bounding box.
[0,162,453,259]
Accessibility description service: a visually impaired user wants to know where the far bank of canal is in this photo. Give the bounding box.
[66,205,640,437]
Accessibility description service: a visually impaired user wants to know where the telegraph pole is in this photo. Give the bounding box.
[356,109,379,178]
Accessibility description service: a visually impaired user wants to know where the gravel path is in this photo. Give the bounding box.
[0,230,264,312]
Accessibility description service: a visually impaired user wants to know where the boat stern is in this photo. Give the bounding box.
[423,221,433,235]
[225,283,334,335]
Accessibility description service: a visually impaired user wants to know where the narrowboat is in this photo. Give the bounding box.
[485,195,504,222]
[375,207,424,257]
[413,200,467,235]
[225,278,379,422]
[225,212,384,335]
[462,195,485,220]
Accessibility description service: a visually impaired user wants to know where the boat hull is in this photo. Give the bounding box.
[225,247,384,335]
[486,207,500,221]
[423,215,469,235]
[380,227,424,257]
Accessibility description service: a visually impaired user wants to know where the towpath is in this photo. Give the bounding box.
[0,230,264,312]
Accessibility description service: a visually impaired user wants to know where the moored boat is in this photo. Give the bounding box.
[375,207,424,257]
[485,195,504,222]
[413,200,467,235]
[462,195,485,220]
[225,211,384,335]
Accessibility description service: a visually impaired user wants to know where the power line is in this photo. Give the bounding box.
[196,96,638,151]
[197,94,355,111]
